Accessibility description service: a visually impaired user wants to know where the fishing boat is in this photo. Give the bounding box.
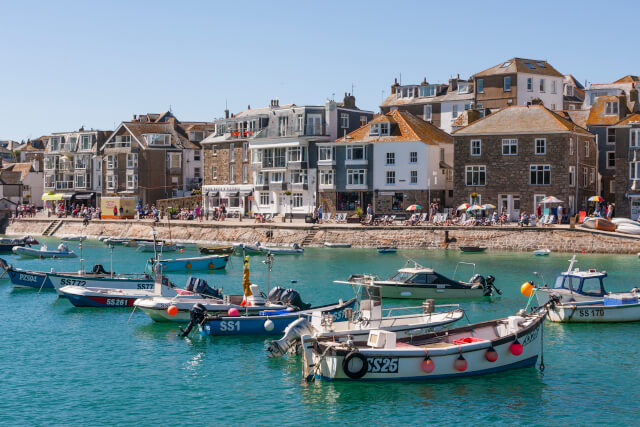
[323,242,351,248]
[533,249,551,256]
[259,243,304,255]
[101,237,133,245]
[137,242,183,252]
[199,245,234,255]
[460,246,487,253]
[377,247,397,254]
[268,281,464,357]
[299,307,547,381]
[12,243,77,258]
[0,236,38,253]
[155,254,228,272]
[0,258,56,289]
[546,293,640,323]
[346,260,501,299]
[232,242,263,254]
[47,269,154,296]
[533,256,625,305]
[60,235,86,241]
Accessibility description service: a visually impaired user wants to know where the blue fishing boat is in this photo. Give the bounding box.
[0,258,60,289]
[157,254,229,272]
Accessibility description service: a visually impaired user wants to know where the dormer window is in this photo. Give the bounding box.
[605,102,619,115]
[566,85,574,97]
[369,122,390,136]
[189,131,204,142]
[419,85,438,97]
[458,82,469,94]
[145,134,171,145]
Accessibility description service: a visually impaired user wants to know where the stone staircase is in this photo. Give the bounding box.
[301,227,319,247]
[42,220,62,236]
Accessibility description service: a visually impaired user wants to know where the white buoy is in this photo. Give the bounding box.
[264,319,274,332]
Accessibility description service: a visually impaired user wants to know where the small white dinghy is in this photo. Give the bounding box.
[324,242,352,248]
[546,292,640,323]
[616,223,640,235]
[533,249,551,256]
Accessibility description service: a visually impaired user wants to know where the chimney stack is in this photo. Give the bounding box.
[391,78,400,94]
[133,114,137,122]
[224,109,230,119]
[342,93,356,109]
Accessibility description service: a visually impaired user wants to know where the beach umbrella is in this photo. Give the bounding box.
[457,203,471,211]
[588,196,605,202]
[468,204,484,211]
[406,204,423,211]
[482,204,497,210]
[540,196,563,204]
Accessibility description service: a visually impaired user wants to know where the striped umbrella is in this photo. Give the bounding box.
[457,203,471,211]
[588,196,605,202]
[482,203,497,210]
[541,196,563,204]
[468,204,485,211]
[406,204,423,211]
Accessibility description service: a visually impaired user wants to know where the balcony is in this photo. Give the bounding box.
[269,182,287,191]
[57,162,74,172]
[56,181,74,190]
[291,182,309,190]
[286,161,308,170]
[344,158,368,166]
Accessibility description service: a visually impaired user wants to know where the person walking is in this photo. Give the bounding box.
[113,206,118,218]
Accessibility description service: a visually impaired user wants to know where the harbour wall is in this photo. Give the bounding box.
[5,218,640,254]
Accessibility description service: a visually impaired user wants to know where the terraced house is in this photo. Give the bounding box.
[453,105,596,219]
[613,113,640,219]
[201,95,372,218]
[100,112,211,205]
[43,128,110,207]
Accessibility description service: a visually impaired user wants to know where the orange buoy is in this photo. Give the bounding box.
[454,354,467,372]
[420,356,435,373]
[485,347,498,362]
[186,262,192,269]
[208,262,215,269]
[520,282,535,297]
[167,305,178,316]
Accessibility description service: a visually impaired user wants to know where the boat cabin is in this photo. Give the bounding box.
[388,268,460,286]
[552,269,608,297]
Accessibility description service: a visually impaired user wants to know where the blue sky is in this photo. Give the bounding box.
[1,0,638,140]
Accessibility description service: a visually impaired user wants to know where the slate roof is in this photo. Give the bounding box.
[120,121,201,150]
[336,110,452,145]
[452,105,591,136]
[2,163,35,181]
[474,58,563,78]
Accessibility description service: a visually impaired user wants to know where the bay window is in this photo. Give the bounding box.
[347,169,366,186]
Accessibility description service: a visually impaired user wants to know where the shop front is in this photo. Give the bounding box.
[203,184,253,217]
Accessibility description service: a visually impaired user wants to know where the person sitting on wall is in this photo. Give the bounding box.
[519,212,529,227]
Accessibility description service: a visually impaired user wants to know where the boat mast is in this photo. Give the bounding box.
[109,244,114,278]
[79,240,84,274]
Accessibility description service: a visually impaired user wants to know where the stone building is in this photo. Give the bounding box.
[453,105,597,219]
[613,113,640,219]
[320,110,453,215]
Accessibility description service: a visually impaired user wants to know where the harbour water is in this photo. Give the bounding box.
[2,238,639,425]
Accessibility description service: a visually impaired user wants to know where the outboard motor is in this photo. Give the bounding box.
[280,288,311,310]
[185,277,222,299]
[485,275,502,295]
[267,318,315,357]
[92,264,110,275]
[179,303,207,337]
[267,286,287,303]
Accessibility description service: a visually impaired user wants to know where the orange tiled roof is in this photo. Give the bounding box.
[566,109,590,129]
[614,75,640,83]
[474,58,563,78]
[2,163,34,181]
[452,105,592,136]
[336,110,452,145]
[586,95,626,126]
[616,113,640,126]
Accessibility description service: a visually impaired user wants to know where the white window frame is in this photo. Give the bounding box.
[502,139,518,155]
[80,135,92,150]
[470,139,481,156]
[211,166,217,179]
[584,140,589,157]
[292,192,304,208]
[452,104,459,119]
[126,172,138,189]
[346,145,366,161]
[126,153,138,169]
[530,164,551,185]
[347,169,366,186]
[106,155,118,169]
[369,122,390,136]
[535,138,546,155]
[360,116,368,127]
[318,146,334,162]
[75,173,87,189]
[539,79,545,93]
[584,167,589,187]
[242,164,248,184]
[386,152,395,165]
[631,129,640,148]
[340,113,349,129]
[259,192,270,206]
[606,151,615,169]
[465,165,486,186]
[290,169,308,185]
[229,164,235,184]
[319,169,335,186]
[423,105,432,122]
[386,170,396,185]
[409,151,418,163]
[145,133,171,145]
[410,170,418,184]
[569,138,574,155]
[605,102,619,116]
[168,152,182,169]
[527,78,533,92]
[229,143,235,162]
[270,171,284,183]
[551,80,557,94]
[106,174,117,190]
[569,166,576,187]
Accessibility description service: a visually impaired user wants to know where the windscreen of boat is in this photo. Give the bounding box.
[554,275,576,291]
[389,272,413,282]
[579,277,605,297]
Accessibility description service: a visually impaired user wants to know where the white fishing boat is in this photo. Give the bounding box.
[61,235,87,241]
[259,243,304,255]
[323,242,351,248]
[47,269,154,296]
[300,307,547,381]
[347,260,501,300]
[611,218,640,226]
[137,242,183,252]
[546,293,640,323]
[232,242,262,254]
[268,281,464,357]
[533,249,551,256]
[156,254,228,272]
[12,243,77,259]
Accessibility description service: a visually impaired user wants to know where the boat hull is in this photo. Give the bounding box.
[158,255,228,272]
[200,246,234,255]
[324,243,351,248]
[200,299,357,336]
[59,286,176,308]
[547,302,640,322]
[378,284,486,300]
[48,272,154,295]
[7,268,54,289]
[12,247,77,258]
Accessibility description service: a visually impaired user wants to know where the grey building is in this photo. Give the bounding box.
[614,113,640,219]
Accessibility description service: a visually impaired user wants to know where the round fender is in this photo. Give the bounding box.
[186,262,192,269]
[208,262,215,269]
[342,351,368,380]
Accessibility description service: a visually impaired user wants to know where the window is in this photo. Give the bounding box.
[75,174,86,188]
[539,79,545,92]
[452,104,459,119]
[569,166,575,187]
[369,122,390,136]
[168,153,181,169]
[126,153,138,168]
[607,151,615,169]
[410,170,418,184]
[347,169,366,186]
[535,138,546,155]
[583,167,589,187]
[458,82,469,94]
[631,129,640,148]
[44,156,55,170]
[550,104,556,110]
[241,142,248,161]
[504,76,511,92]
[567,85,574,96]
[319,169,335,186]
[278,116,288,136]
[471,139,481,156]
[287,147,307,163]
[346,145,366,161]
[106,155,118,169]
[410,151,418,163]
[524,62,536,70]
[274,147,286,167]
[260,192,270,206]
[251,149,262,164]
[75,155,88,169]
[290,169,308,184]
[530,165,551,185]
[126,173,138,189]
[536,62,546,68]
[584,141,589,157]
[527,78,533,91]
[292,193,303,208]
[242,164,248,184]
[605,102,619,115]
[106,174,117,190]
[551,80,557,94]
[229,143,235,162]
[386,152,395,165]
[424,105,432,121]
[386,170,396,185]
[211,166,217,179]
[194,150,201,161]
[590,168,595,184]
[229,164,235,184]
[270,172,283,183]
[607,128,616,145]
[500,61,512,68]
[50,136,61,151]
[255,172,268,185]
[81,135,91,150]
[420,85,438,97]
[146,134,171,145]
[45,175,55,188]
[465,165,486,186]
[296,114,304,132]
[318,146,334,162]
[360,116,368,127]
[440,148,445,162]
[189,131,204,142]
[610,180,616,194]
[340,113,349,128]
[306,114,322,135]
[212,145,217,156]
[502,139,518,155]
[569,138,574,155]
[476,79,484,93]
[194,167,201,178]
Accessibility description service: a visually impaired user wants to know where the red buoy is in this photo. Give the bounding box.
[454,354,467,372]
[167,305,178,316]
[510,339,524,356]
[485,347,498,362]
[421,356,435,373]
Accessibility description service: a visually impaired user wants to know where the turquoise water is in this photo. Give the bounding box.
[2,238,640,425]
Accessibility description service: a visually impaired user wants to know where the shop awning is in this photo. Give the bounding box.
[61,194,74,200]
[207,191,219,197]
[75,193,94,200]
[226,192,239,197]
[439,161,453,169]
[41,193,63,201]
[240,191,253,197]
